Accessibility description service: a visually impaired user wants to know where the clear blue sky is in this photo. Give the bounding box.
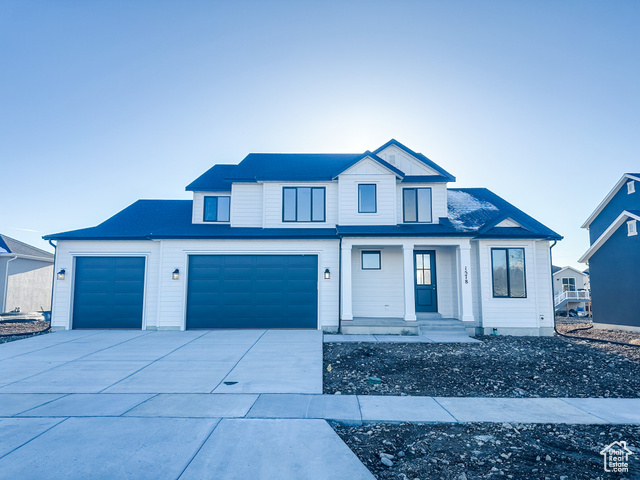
[1,1,638,269]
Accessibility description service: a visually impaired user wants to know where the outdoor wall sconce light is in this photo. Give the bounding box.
[172,269,180,280]
[57,269,66,280]
[324,268,330,280]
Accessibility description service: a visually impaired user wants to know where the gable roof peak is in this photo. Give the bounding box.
[373,139,456,181]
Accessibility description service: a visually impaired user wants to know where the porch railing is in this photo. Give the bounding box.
[554,290,591,306]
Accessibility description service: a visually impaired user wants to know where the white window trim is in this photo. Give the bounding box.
[627,219,637,236]
[628,180,635,194]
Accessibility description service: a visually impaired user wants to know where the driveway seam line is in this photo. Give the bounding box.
[243,394,262,418]
[209,330,268,393]
[13,393,72,416]
[0,416,69,461]
[96,331,210,393]
[5,331,105,361]
[431,397,460,423]
[175,418,223,479]
[557,398,612,423]
[0,332,155,391]
[356,395,364,424]
[118,393,161,417]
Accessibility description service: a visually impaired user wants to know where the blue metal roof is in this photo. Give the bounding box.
[185,140,456,191]
[45,188,560,241]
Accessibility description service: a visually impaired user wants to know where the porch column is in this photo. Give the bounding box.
[458,244,475,323]
[341,243,353,321]
[402,244,417,322]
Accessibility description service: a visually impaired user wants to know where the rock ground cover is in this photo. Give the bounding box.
[556,321,640,361]
[333,422,640,480]
[323,335,640,397]
[0,320,50,344]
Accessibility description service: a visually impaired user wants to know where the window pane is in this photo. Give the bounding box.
[297,187,311,221]
[358,184,376,213]
[203,197,218,222]
[362,251,381,269]
[403,189,417,222]
[312,188,325,221]
[283,188,296,221]
[217,197,230,222]
[417,188,432,222]
[492,249,508,297]
[423,268,432,285]
[416,254,423,269]
[416,270,424,285]
[508,248,526,298]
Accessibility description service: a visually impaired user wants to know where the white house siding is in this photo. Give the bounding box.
[51,241,161,330]
[351,247,404,318]
[375,145,440,176]
[552,268,588,297]
[230,183,263,227]
[191,191,232,224]
[470,241,483,325]
[51,239,339,331]
[477,239,553,335]
[395,183,447,224]
[431,246,458,319]
[338,172,397,225]
[262,182,338,228]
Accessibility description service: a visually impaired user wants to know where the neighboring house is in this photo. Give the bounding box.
[0,234,54,313]
[45,139,561,335]
[579,173,640,332]
[552,266,590,315]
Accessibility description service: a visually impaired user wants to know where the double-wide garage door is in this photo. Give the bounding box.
[72,257,146,329]
[186,255,318,329]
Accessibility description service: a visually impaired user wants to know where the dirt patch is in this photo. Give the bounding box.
[556,322,640,361]
[333,422,640,479]
[0,321,51,344]
[323,335,640,397]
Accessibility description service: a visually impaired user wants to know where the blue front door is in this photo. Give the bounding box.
[414,251,437,313]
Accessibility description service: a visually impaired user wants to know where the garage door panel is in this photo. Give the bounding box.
[186,255,317,329]
[73,257,145,329]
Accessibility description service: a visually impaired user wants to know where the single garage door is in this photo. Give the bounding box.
[186,255,318,329]
[72,257,145,329]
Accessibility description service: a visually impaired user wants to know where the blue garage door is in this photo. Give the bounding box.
[186,255,318,329]
[72,257,145,329]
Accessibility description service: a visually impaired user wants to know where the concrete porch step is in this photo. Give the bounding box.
[418,318,469,336]
[341,318,420,335]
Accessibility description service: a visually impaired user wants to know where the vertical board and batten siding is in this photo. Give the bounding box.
[375,145,441,176]
[52,239,339,330]
[262,182,338,228]
[477,239,553,330]
[156,239,339,330]
[338,171,397,225]
[230,183,263,227]
[351,247,404,318]
[395,183,448,224]
[431,246,459,319]
[50,241,161,330]
[191,192,232,224]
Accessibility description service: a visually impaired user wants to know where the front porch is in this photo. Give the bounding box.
[339,238,475,336]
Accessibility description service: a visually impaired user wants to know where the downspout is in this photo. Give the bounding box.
[2,255,18,313]
[338,235,342,334]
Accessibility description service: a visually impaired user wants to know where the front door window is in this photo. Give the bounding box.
[415,253,432,285]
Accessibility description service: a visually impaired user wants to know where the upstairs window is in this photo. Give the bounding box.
[562,277,576,292]
[203,196,230,222]
[283,187,325,222]
[628,219,637,236]
[628,180,635,194]
[403,188,432,223]
[491,248,526,298]
[358,184,377,213]
[362,251,381,270]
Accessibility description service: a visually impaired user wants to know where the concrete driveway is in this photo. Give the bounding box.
[0,329,322,394]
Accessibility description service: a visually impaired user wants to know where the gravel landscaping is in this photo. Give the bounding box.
[324,334,640,398]
[556,321,640,361]
[333,422,640,479]
[0,320,51,344]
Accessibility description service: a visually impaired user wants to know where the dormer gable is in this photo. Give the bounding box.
[495,218,524,228]
[373,139,456,181]
[336,154,403,178]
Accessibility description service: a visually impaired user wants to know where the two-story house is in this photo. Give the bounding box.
[579,173,640,331]
[552,266,590,316]
[45,140,561,336]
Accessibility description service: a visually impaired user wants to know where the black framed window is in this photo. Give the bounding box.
[491,248,526,298]
[358,184,377,213]
[562,278,576,292]
[282,187,325,222]
[203,196,230,222]
[403,188,432,222]
[362,251,381,270]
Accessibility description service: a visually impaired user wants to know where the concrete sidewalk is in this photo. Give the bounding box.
[3,393,639,425]
[324,334,481,343]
